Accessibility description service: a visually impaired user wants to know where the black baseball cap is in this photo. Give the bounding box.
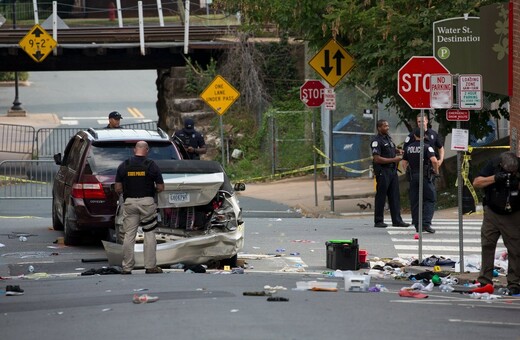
[413,128,429,140]
[184,118,194,130]
[109,111,122,119]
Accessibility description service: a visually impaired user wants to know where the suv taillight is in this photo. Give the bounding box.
[72,183,106,199]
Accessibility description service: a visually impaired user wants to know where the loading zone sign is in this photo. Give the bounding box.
[459,74,482,110]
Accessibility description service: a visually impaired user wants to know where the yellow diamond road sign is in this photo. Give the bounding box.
[19,24,57,63]
[200,75,240,116]
[308,39,354,87]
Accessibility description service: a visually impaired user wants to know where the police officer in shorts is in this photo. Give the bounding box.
[401,128,439,234]
[371,119,410,228]
[115,141,165,274]
[473,151,520,296]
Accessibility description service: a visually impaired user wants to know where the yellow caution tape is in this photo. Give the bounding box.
[238,146,372,182]
[0,175,46,185]
[458,145,510,215]
[313,146,372,174]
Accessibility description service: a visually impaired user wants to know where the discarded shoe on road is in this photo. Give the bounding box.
[145,267,163,274]
[5,285,24,296]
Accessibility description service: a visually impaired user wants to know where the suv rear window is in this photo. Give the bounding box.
[87,141,180,175]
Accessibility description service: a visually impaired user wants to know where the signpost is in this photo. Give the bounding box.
[200,75,240,165]
[397,56,450,263]
[308,39,354,87]
[300,80,325,108]
[18,24,56,63]
[308,39,355,212]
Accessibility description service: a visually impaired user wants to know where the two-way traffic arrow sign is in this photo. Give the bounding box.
[308,39,354,87]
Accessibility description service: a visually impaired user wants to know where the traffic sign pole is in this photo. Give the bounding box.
[397,56,449,261]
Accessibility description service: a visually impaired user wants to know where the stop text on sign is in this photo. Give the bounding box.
[400,73,432,93]
[301,88,324,100]
[299,80,326,107]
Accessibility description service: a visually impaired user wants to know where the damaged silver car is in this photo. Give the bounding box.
[102,160,245,268]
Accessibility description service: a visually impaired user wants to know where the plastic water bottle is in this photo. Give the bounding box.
[439,284,454,292]
[28,265,34,273]
[19,236,27,242]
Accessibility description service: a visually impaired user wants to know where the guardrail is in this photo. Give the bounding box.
[0,160,56,199]
[1,121,159,159]
[0,123,35,156]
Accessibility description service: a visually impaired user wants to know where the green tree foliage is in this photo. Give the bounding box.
[214,0,507,139]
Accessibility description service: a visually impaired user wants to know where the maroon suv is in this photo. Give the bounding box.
[52,128,184,245]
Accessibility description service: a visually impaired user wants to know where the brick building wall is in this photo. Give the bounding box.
[511,0,519,155]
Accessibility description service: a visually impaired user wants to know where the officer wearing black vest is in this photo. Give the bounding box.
[173,118,207,160]
[115,141,165,274]
[473,151,520,296]
[371,119,410,228]
[401,128,439,234]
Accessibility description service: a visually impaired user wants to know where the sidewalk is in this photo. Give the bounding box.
[239,174,483,220]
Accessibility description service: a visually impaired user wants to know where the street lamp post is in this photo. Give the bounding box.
[9,0,25,115]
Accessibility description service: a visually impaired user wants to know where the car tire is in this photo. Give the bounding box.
[63,206,81,246]
[52,198,64,231]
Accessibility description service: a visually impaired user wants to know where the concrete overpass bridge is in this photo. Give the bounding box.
[0,25,235,71]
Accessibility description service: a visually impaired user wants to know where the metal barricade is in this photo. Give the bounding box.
[35,123,158,159]
[0,160,56,199]
[121,121,158,130]
[35,127,80,159]
[0,123,35,156]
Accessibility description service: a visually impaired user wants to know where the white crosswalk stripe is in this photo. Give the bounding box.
[384,218,505,259]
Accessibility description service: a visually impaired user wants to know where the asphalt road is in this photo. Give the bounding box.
[1,212,519,340]
[1,71,518,339]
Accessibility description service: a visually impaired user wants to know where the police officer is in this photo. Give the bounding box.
[403,114,444,167]
[371,119,410,228]
[115,141,165,274]
[173,118,207,160]
[473,151,520,296]
[106,111,123,128]
[401,128,439,234]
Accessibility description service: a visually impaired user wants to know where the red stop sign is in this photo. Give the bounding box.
[300,80,325,107]
[398,56,450,109]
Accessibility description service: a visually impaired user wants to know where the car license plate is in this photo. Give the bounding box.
[169,192,190,203]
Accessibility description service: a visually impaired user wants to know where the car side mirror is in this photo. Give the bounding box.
[53,153,62,165]
[233,182,246,192]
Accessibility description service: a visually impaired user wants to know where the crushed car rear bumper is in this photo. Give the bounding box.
[102,224,244,268]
